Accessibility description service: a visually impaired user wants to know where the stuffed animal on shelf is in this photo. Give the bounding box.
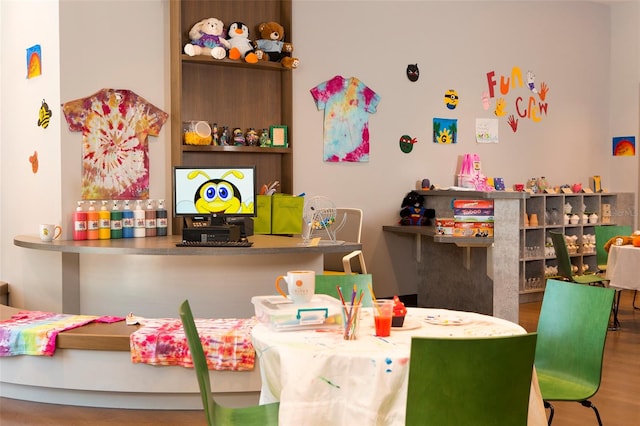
[253,21,299,69]
[183,18,231,59]
[226,21,258,63]
[399,191,435,226]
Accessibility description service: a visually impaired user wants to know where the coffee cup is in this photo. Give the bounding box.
[39,224,62,242]
[275,270,315,304]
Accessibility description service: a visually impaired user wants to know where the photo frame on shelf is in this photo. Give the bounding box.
[269,125,288,147]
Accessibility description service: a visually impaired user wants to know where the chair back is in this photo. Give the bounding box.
[179,299,216,425]
[534,279,615,399]
[322,208,365,273]
[549,231,574,280]
[180,300,280,425]
[406,333,537,426]
[315,274,374,307]
[594,225,632,269]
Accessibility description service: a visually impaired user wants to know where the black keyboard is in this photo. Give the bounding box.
[176,240,253,248]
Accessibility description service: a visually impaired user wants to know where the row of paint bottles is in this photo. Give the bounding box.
[73,199,167,240]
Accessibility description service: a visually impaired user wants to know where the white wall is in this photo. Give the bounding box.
[1,1,638,310]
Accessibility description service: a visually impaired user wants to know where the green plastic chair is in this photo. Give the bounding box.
[314,274,374,307]
[549,231,605,285]
[179,300,279,426]
[594,224,632,272]
[406,333,538,426]
[534,279,615,426]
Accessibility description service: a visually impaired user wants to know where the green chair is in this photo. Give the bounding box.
[314,273,374,307]
[406,333,538,426]
[594,224,632,272]
[535,279,615,426]
[179,300,279,426]
[549,231,605,285]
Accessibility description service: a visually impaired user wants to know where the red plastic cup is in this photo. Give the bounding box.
[373,300,394,337]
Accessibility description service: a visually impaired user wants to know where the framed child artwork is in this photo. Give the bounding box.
[269,125,288,147]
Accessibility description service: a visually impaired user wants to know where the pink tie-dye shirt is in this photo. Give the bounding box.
[311,76,380,162]
[63,89,168,200]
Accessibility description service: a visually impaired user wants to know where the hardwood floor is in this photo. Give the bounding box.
[1,291,638,425]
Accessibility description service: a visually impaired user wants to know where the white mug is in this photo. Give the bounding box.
[275,270,315,304]
[39,224,62,242]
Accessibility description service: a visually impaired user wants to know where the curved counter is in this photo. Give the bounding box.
[14,235,361,316]
[4,235,361,409]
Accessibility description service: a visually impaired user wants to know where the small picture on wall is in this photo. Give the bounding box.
[612,136,635,157]
[270,125,288,147]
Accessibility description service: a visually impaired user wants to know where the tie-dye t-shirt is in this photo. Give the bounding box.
[310,76,380,162]
[62,89,168,200]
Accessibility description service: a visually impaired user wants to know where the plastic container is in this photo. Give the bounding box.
[110,200,123,239]
[134,200,146,238]
[156,199,168,236]
[251,294,343,332]
[98,201,111,239]
[145,200,157,237]
[73,201,87,241]
[87,201,99,240]
[122,200,134,238]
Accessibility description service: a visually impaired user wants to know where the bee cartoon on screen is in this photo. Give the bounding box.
[187,169,254,214]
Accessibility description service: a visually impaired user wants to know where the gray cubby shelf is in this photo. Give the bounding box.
[519,192,635,297]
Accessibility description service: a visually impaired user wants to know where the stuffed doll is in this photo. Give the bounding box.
[253,21,299,69]
[226,21,258,63]
[399,191,434,226]
[183,18,231,59]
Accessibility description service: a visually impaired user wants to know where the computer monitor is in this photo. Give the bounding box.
[173,166,257,226]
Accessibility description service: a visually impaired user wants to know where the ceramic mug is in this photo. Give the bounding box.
[275,270,315,304]
[39,224,62,242]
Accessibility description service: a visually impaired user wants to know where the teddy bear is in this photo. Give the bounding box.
[253,21,299,69]
[183,18,231,60]
[399,191,435,226]
[226,21,258,63]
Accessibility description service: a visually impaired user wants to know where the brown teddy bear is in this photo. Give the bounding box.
[253,21,299,69]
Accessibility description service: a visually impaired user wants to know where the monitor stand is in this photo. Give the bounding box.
[182,215,240,242]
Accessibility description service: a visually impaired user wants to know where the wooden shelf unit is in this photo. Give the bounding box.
[169,0,294,234]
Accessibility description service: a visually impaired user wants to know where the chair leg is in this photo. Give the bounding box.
[609,290,622,331]
[633,290,639,310]
[580,400,603,426]
[544,401,554,426]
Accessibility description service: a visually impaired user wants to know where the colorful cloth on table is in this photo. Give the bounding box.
[130,317,256,371]
[310,75,380,163]
[0,311,125,357]
[62,88,168,200]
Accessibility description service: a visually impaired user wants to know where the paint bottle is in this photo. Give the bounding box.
[73,201,87,241]
[110,200,123,239]
[98,201,111,239]
[145,199,157,237]
[87,201,99,240]
[156,199,168,237]
[122,200,135,238]
[134,200,146,238]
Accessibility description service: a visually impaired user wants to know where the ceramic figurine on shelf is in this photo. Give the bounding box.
[212,123,219,145]
[259,128,271,147]
[246,128,259,146]
[220,126,231,145]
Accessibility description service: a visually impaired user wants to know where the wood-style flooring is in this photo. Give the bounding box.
[1,291,639,426]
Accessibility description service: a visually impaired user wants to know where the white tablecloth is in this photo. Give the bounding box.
[606,244,640,290]
[251,307,546,426]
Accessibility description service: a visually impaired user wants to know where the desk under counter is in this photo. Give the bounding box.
[383,190,524,323]
[14,234,361,317]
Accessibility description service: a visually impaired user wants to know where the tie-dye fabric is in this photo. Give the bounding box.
[0,311,124,356]
[310,75,380,162]
[130,317,256,371]
[62,89,168,200]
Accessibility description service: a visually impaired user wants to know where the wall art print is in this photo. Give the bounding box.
[612,136,636,157]
[433,118,457,144]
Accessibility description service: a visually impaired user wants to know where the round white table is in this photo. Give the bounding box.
[251,307,546,426]
[606,244,640,291]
